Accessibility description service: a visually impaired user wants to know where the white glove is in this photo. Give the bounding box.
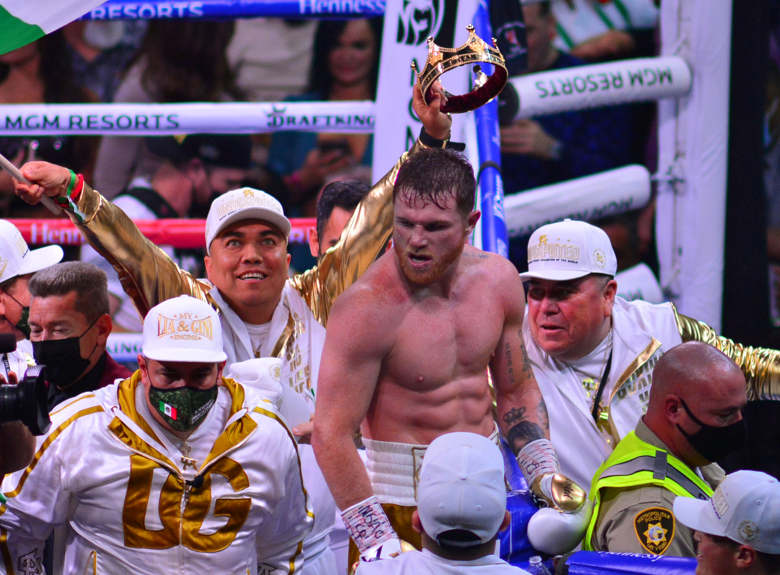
[527,498,594,555]
[517,440,586,511]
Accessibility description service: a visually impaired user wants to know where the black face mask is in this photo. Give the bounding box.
[677,398,747,463]
[32,317,100,388]
[3,293,30,338]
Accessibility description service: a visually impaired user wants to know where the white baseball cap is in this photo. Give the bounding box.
[417,432,506,547]
[205,187,291,254]
[673,470,780,554]
[0,220,63,285]
[519,219,617,282]
[142,295,227,363]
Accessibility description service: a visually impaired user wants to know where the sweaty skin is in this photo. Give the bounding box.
[313,195,548,510]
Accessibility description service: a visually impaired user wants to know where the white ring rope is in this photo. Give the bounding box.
[512,56,691,119]
[504,164,651,238]
[0,101,375,136]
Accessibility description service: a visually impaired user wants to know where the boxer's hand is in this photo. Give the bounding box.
[527,498,594,555]
[413,82,452,141]
[13,161,72,205]
[533,473,587,513]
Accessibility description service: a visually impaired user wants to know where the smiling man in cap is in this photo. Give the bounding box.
[520,219,780,496]
[0,219,62,475]
[11,83,456,574]
[674,470,780,575]
[0,294,312,574]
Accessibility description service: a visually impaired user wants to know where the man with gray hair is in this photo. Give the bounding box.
[28,261,131,409]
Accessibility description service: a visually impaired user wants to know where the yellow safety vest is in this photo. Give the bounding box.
[583,430,713,551]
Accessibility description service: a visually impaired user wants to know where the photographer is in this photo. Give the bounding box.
[27,262,131,409]
[0,220,63,475]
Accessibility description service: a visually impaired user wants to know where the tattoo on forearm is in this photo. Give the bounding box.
[521,343,533,376]
[507,421,546,453]
[536,397,549,432]
[502,406,526,426]
[505,343,515,385]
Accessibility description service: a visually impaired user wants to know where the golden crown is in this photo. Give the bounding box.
[411,25,508,114]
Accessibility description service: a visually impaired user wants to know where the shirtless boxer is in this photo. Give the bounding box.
[312,147,586,567]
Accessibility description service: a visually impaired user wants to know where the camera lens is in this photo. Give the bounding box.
[0,383,23,426]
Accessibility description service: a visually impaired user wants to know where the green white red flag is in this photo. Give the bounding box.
[0,0,108,55]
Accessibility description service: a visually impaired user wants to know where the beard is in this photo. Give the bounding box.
[395,242,464,285]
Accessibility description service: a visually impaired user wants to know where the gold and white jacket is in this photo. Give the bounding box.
[524,296,780,495]
[0,374,313,575]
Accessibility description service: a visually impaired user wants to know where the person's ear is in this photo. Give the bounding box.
[412,510,423,534]
[309,227,320,258]
[500,510,511,531]
[137,355,148,381]
[465,210,482,236]
[735,545,757,569]
[204,255,213,281]
[665,395,684,424]
[96,314,112,347]
[603,279,618,316]
[216,361,226,383]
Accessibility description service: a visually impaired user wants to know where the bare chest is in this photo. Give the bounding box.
[382,294,504,391]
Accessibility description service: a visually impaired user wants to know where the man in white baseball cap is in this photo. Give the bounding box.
[519,219,780,499]
[356,432,524,575]
[673,470,780,575]
[0,294,313,574]
[12,83,457,574]
[0,219,62,474]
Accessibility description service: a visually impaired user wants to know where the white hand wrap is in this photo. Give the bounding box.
[342,496,397,554]
[516,438,560,487]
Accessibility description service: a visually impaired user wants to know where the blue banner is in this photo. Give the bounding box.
[566,551,697,575]
[81,0,385,20]
[473,0,509,258]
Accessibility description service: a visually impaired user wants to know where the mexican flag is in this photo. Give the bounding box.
[159,401,178,421]
[0,0,108,55]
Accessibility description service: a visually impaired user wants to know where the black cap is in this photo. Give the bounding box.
[146,134,253,169]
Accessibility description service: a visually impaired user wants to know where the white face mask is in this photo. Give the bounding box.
[83,21,126,50]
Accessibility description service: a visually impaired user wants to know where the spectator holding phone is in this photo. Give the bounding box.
[267,18,382,216]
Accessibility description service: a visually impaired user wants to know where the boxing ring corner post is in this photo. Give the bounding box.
[473,0,509,259]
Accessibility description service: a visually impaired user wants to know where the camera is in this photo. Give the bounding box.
[0,334,51,436]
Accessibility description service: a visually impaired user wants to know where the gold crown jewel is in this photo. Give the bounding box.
[411,24,508,115]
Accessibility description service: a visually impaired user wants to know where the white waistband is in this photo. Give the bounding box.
[363,424,500,507]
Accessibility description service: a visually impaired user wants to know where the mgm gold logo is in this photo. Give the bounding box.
[158,313,214,341]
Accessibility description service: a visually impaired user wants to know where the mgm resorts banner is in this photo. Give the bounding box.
[512,56,691,120]
[504,165,651,238]
[372,0,479,180]
[0,102,375,136]
[80,0,386,19]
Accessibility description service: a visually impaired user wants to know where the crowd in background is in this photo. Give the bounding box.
[0,0,778,299]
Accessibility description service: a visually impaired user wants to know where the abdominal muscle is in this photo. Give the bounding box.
[362,372,495,446]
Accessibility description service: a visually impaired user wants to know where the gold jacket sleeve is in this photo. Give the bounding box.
[674,307,780,401]
[288,139,426,326]
[69,184,211,317]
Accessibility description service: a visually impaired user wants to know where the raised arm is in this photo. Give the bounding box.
[12,164,208,318]
[290,84,459,325]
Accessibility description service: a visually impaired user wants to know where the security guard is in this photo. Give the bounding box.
[584,341,748,556]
